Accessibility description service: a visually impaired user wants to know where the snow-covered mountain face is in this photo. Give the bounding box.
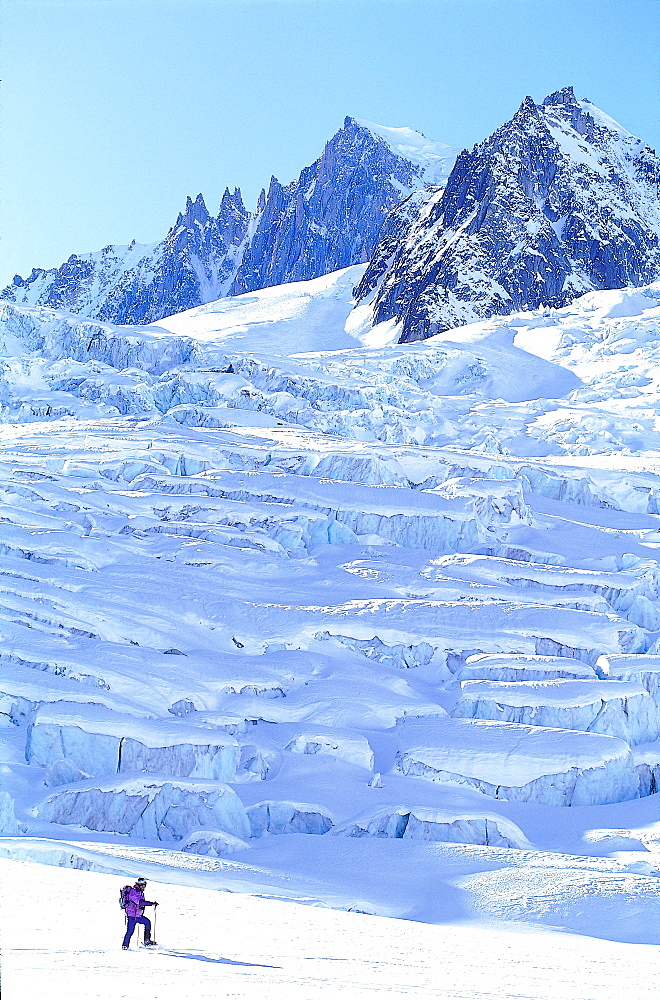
[5,274,660,941]
[3,189,250,327]
[2,119,457,326]
[356,87,660,343]
[229,117,456,296]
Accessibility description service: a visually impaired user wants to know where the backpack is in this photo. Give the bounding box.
[119,885,132,910]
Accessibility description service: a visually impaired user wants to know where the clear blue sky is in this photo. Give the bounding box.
[2,0,659,286]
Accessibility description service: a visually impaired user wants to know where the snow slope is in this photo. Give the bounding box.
[6,858,660,1000]
[354,119,458,185]
[157,264,369,354]
[5,271,660,989]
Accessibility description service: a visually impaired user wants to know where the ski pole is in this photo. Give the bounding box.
[153,903,157,943]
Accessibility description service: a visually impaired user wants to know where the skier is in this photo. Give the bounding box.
[121,877,158,949]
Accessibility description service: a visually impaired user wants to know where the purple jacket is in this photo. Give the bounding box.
[125,885,155,919]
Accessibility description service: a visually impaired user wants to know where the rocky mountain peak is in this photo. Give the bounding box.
[543,85,578,106]
[2,114,452,323]
[175,193,211,230]
[6,91,655,342]
[357,88,660,343]
[515,95,541,119]
[228,116,454,297]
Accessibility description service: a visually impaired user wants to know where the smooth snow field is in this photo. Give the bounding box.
[4,858,660,1000]
[5,273,660,996]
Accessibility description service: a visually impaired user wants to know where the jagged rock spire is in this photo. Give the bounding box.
[176,193,210,228]
[217,187,246,217]
[543,86,578,106]
[515,95,540,118]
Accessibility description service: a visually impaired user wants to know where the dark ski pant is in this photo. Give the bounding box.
[123,914,151,948]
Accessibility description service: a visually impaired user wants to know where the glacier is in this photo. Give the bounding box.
[452,679,659,745]
[394,717,639,806]
[4,262,660,958]
[331,804,531,848]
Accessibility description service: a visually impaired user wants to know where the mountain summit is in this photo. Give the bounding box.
[355,87,660,342]
[229,117,456,296]
[6,90,658,339]
[2,119,458,325]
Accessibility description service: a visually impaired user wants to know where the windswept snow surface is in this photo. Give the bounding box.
[157,264,369,354]
[6,272,660,992]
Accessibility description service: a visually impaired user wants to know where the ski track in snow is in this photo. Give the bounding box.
[5,272,660,994]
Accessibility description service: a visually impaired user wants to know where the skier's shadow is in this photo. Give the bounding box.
[162,949,280,969]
